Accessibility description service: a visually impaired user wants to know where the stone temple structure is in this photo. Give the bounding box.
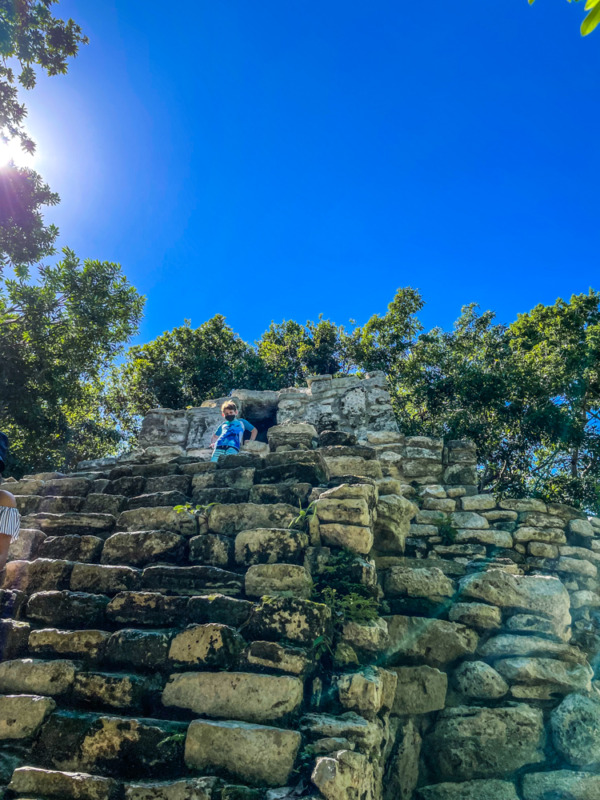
[1,373,600,799]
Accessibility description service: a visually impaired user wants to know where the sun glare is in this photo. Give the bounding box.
[0,138,36,169]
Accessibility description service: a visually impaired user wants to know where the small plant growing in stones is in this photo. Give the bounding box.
[436,517,459,545]
[174,501,217,523]
[289,500,317,532]
[312,548,379,628]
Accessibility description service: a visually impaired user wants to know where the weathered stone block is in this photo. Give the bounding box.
[29,628,110,661]
[84,493,127,516]
[373,494,418,553]
[521,771,600,800]
[448,602,502,630]
[249,482,312,506]
[242,641,311,676]
[417,780,519,800]
[385,616,478,666]
[246,596,332,645]
[163,671,303,722]
[168,623,243,667]
[105,629,171,670]
[384,565,455,601]
[39,534,103,562]
[0,657,76,695]
[187,594,253,627]
[495,657,592,694]
[390,665,448,714]
[3,557,73,593]
[142,565,243,596]
[319,523,373,555]
[312,750,375,800]
[551,693,600,767]
[72,671,155,711]
[26,590,109,627]
[118,507,197,536]
[9,766,118,800]
[185,719,301,786]
[102,530,186,567]
[452,661,508,699]
[426,705,545,780]
[0,618,30,658]
[192,467,254,491]
[209,504,298,536]
[124,778,219,800]
[245,563,312,598]
[107,592,188,626]
[0,694,55,739]
[478,634,586,663]
[234,528,309,566]
[189,533,232,566]
[70,563,139,594]
[7,526,46,560]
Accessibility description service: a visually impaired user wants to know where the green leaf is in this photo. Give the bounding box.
[582,4,600,34]
[585,0,600,11]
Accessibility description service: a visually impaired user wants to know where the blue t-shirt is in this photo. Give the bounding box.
[214,418,255,451]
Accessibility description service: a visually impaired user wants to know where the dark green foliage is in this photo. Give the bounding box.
[0,248,143,476]
[312,549,380,628]
[436,519,458,545]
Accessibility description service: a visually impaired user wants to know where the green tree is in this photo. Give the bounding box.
[0,0,88,271]
[0,249,144,476]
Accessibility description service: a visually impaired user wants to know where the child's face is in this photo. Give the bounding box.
[223,408,237,422]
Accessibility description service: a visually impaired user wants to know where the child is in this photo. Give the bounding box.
[0,432,20,571]
[210,401,257,462]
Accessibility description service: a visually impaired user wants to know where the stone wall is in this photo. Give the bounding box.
[0,374,599,800]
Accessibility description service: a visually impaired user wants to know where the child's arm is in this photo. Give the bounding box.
[210,424,222,449]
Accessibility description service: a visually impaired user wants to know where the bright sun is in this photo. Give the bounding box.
[0,138,36,169]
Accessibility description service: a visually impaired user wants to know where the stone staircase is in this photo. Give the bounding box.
[0,410,599,799]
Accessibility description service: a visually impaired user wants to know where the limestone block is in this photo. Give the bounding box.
[386,615,478,666]
[249,482,312,506]
[70,563,139,595]
[142,564,243,596]
[555,556,597,579]
[146,474,192,494]
[551,693,600,766]
[455,529,513,547]
[448,603,502,630]
[319,523,373,555]
[495,657,593,694]
[42,477,92,497]
[234,528,309,566]
[383,718,421,800]
[384,565,455,601]
[268,421,318,450]
[118,507,197,536]
[84,493,126,515]
[124,778,218,799]
[10,766,117,800]
[107,592,188,626]
[336,667,397,716]
[102,530,186,567]
[0,694,55,739]
[8,527,45,560]
[569,518,596,538]
[500,498,546,512]
[30,511,115,536]
[316,497,371,527]
[246,596,332,645]
[391,665,448,714]
[189,533,232,566]
[242,641,311,675]
[256,455,327,486]
[570,590,600,610]
[0,658,76,695]
[325,456,383,480]
[106,476,146,497]
[423,498,456,512]
[521,771,600,800]
[194,463,252,488]
[417,780,519,800]
[460,495,496,511]
[478,634,587,663]
[39,534,103,563]
[374,494,418,553]
[321,482,378,506]
[300,711,383,755]
[187,593,253,627]
[450,511,489,529]
[72,671,153,711]
[528,541,559,558]
[105,629,170,670]
[312,750,375,800]
[443,464,477,485]
[185,719,301,786]
[504,613,565,639]
[128,490,189,509]
[452,661,508,699]
[245,563,313,598]
[5,478,46,495]
[3,557,72,594]
[209,503,298,536]
[426,705,545,780]
[139,408,189,447]
[341,618,389,653]
[169,623,243,667]
[36,712,187,778]
[458,571,571,635]
[29,628,110,661]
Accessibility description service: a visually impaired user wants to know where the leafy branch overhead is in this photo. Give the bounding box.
[528,0,600,36]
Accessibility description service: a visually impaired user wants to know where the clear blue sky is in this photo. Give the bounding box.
[21,0,600,346]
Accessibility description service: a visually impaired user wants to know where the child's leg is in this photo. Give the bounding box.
[211,447,226,463]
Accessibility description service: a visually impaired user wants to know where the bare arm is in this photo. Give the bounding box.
[249,427,258,441]
[0,490,16,508]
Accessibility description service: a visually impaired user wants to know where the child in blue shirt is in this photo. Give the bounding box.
[210,401,257,462]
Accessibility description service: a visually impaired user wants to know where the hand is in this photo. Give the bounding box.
[210,442,216,449]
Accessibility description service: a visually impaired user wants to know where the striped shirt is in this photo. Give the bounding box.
[0,506,20,542]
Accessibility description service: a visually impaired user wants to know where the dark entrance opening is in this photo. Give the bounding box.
[242,399,278,444]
